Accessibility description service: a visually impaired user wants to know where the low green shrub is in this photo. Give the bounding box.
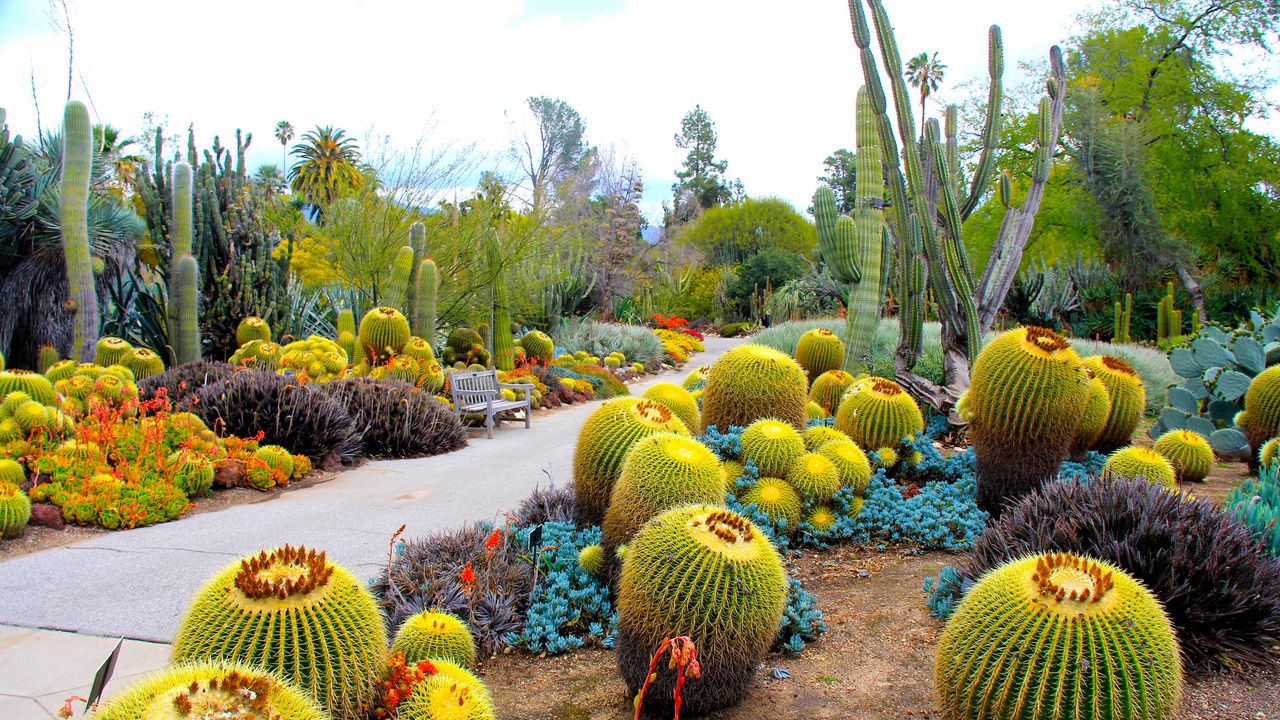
[553,318,664,366]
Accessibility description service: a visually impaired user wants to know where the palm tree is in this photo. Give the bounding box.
[253,164,286,199]
[274,120,294,178]
[288,126,364,208]
[904,52,947,133]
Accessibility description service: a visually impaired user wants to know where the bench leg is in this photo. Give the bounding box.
[525,404,531,429]
[486,411,494,439]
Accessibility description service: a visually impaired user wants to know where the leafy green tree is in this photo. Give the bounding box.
[727,248,807,319]
[904,51,946,131]
[676,197,816,266]
[288,126,364,208]
[817,149,857,214]
[667,105,741,226]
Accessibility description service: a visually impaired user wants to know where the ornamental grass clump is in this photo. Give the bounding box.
[322,377,466,458]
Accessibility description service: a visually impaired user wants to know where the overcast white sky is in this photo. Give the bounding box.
[0,0,1123,223]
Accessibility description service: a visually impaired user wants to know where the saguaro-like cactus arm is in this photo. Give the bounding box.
[844,87,887,373]
[960,26,1004,219]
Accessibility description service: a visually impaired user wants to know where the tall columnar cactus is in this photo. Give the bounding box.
[406,220,426,323]
[1113,292,1132,343]
[60,101,99,363]
[844,1,1066,416]
[813,87,889,374]
[381,245,415,311]
[1157,282,1183,346]
[486,237,514,371]
[415,258,438,342]
[170,162,201,365]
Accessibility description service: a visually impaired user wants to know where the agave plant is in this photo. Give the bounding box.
[1149,309,1280,459]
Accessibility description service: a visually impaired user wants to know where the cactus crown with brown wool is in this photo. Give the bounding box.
[966,326,1090,517]
[834,376,924,451]
[641,382,700,433]
[572,398,689,525]
[809,369,856,415]
[87,662,327,720]
[171,545,388,720]
[935,552,1181,720]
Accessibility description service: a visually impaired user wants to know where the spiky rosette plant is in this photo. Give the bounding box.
[1102,446,1178,488]
[794,328,845,381]
[88,662,327,720]
[358,307,412,364]
[572,398,689,525]
[1152,429,1214,483]
[171,545,388,719]
[94,337,133,367]
[965,327,1090,517]
[739,477,803,531]
[803,425,847,451]
[785,452,840,501]
[700,345,808,431]
[955,478,1280,668]
[321,377,465,459]
[1238,365,1280,460]
[391,610,478,667]
[1082,355,1146,452]
[0,483,31,538]
[1069,371,1111,458]
[739,418,806,477]
[121,348,165,380]
[936,552,1181,720]
[235,316,271,347]
[0,370,57,406]
[519,330,554,364]
[817,440,872,495]
[809,369,856,415]
[396,660,495,720]
[617,505,786,716]
[641,382,700,433]
[834,376,924,451]
[136,361,239,404]
[602,433,724,579]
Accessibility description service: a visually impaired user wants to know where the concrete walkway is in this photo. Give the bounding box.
[0,336,738,717]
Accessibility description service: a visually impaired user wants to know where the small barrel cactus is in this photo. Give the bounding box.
[1083,355,1147,452]
[0,370,58,406]
[572,398,689,525]
[392,610,478,668]
[1261,438,1279,471]
[235,317,272,347]
[817,439,872,495]
[802,425,847,451]
[1152,429,1214,483]
[809,369,856,415]
[1070,370,1111,458]
[641,382,700,433]
[358,307,412,364]
[794,328,845,380]
[0,482,31,538]
[935,552,1181,719]
[834,376,924,451]
[785,452,840,501]
[739,476,803,532]
[122,347,165,380]
[577,543,605,576]
[1238,365,1280,459]
[681,365,710,391]
[171,545,388,719]
[1102,446,1178,488]
[700,345,808,432]
[739,418,806,477]
[94,337,133,367]
[396,660,495,720]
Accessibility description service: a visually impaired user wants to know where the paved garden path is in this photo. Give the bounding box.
[0,336,739,641]
[0,336,740,717]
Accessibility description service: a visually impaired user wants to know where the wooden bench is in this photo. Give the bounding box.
[448,369,535,439]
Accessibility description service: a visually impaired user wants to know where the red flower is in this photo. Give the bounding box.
[484,527,502,560]
[460,562,476,594]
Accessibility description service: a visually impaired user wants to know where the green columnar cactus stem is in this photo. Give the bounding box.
[173,256,201,365]
[487,240,514,371]
[415,258,438,342]
[383,245,414,311]
[1113,292,1134,343]
[171,163,193,259]
[407,221,426,325]
[60,101,98,362]
[845,87,888,373]
[336,308,355,338]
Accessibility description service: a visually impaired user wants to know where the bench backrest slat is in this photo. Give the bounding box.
[450,370,500,406]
